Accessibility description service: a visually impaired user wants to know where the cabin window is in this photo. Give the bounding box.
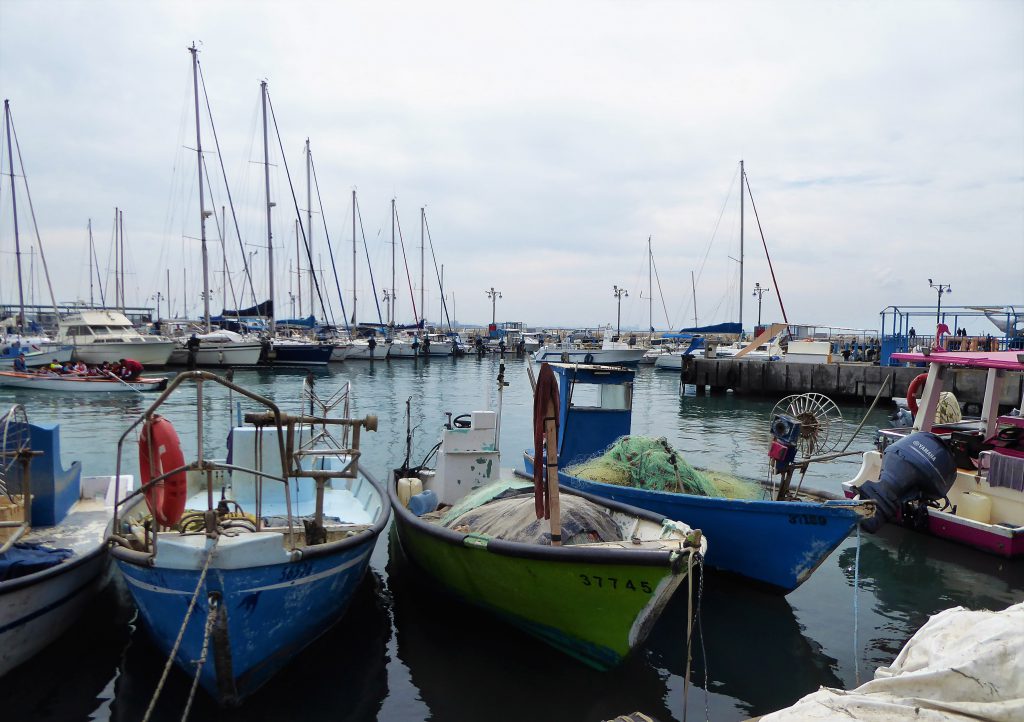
[568,381,632,411]
[66,325,92,337]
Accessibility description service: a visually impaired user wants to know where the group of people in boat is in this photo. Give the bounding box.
[13,355,144,380]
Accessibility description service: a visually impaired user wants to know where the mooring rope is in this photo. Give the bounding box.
[141,541,217,722]
[853,523,862,686]
[180,595,218,722]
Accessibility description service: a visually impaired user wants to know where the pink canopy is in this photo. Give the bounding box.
[891,349,1024,371]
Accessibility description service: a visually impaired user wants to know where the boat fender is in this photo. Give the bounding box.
[139,414,188,527]
[905,373,929,417]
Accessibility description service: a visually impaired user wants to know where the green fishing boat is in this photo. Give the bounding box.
[389,361,707,670]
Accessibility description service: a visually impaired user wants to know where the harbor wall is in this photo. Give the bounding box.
[683,359,1024,408]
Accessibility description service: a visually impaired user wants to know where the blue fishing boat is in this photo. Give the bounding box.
[108,372,387,705]
[521,363,872,593]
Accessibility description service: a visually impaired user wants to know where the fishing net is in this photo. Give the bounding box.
[565,435,762,499]
[444,493,623,546]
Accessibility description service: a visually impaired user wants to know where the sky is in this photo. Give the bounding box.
[0,0,1021,334]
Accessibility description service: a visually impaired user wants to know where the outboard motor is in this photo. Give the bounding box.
[857,431,957,533]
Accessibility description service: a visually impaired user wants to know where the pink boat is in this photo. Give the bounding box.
[844,349,1024,557]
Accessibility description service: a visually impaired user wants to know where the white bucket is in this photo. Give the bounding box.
[398,477,423,508]
[958,491,991,524]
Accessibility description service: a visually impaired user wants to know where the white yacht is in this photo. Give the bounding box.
[58,310,175,365]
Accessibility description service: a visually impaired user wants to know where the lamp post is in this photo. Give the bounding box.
[928,278,951,326]
[613,285,628,337]
[486,287,502,325]
[752,282,770,326]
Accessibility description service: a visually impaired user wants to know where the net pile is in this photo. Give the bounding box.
[565,435,761,499]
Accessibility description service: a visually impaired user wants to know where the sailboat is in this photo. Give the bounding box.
[382,199,422,359]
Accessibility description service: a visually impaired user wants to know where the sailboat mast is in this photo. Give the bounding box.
[692,270,698,327]
[261,80,275,335]
[295,218,301,316]
[352,189,357,325]
[739,159,745,335]
[113,207,120,310]
[420,207,425,326]
[190,43,212,332]
[88,219,95,306]
[647,236,652,333]
[390,198,396,325]
[3,101,26,332]
[305,138,313,322]
[119,209,126,309]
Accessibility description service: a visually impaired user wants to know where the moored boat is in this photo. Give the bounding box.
[534,329,647,366]
[522,362,873,593]
[0,371,168,393]
[57,310,175,366]
[166,330,263,367]
[107,371,387,705]
[844,349,1024,557]
[391,360,706,669]
[0,406,119,675]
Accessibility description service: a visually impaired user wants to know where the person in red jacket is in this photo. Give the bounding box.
[118,358,144,381]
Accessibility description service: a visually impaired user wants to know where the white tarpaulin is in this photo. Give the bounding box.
[761,602,1024,721]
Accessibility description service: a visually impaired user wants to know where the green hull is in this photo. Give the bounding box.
[394,512,688,670]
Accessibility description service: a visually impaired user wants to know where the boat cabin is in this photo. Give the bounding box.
[547,363,634,467]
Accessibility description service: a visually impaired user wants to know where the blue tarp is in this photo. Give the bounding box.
[0,542,72,581]
[678,322,742,335]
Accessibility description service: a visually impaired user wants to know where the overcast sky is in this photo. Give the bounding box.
[1,0,1021,334]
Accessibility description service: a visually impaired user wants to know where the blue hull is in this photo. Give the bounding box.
[116,541,373,705]
[272,343,334,366]
[523,453,862,593]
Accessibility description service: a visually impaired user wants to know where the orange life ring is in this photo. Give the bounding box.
[139,415,188,527]
[906,373,929,417]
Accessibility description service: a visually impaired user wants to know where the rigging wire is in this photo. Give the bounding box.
[743,172,789,325]
[422,213,454,333]
[392,203,419,325]
[198,59,259,310]
[355,196,384,325]
[265,91,332,327]
[308,152,350,332]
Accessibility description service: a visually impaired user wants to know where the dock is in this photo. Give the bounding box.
[681,358,1024,408]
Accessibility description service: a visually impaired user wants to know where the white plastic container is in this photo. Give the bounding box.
[397,477,423,508]
[958,491,992,524]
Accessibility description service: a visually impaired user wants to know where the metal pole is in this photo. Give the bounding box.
[190,43,211,332]
[352,188,357,325]
[390,198,396,326]
[5,101,25,333]
[647,236,652,333]
[262,80,275,335]
[88,219,94,307]
[306,138,313,322]
[739,159,744,335]
[295,218,301,317]
[420,207,425,326]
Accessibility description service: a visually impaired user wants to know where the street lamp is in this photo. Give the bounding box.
[613,285,628,338]
[486,287,502,325]
[752,282,770,326]
[928,278,951,326]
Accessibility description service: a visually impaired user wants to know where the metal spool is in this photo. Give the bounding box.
[0,404,30,499]
[770,393,844,458]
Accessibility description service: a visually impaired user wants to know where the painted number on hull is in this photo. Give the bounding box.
[788,514,828,525]
[580,575,652,593]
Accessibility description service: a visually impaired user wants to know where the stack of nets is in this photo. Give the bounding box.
[565,435,761,499]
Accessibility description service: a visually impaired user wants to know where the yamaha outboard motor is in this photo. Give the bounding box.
[857,431,957,533]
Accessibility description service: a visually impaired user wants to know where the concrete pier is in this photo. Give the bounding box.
[682,358,1023,408]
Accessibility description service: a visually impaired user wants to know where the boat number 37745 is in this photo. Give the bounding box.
[788,514,829,525]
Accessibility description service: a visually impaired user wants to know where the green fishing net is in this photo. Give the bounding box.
[565,435,761,499]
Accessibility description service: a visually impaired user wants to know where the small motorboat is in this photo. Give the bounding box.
[1,405,121,675]
[0,371,168,393]
[108,372,388,705]
[844,349,1024,557]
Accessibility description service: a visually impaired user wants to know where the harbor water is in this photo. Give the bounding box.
[2,357,1021,721]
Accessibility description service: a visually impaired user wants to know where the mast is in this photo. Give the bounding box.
[113,207,120,310]
[647,236,652,333]
[692,270,698,327]
[221,206,227,312]
[4,99,25,331]
[352,189,357,325]
[119,209,126,310]
[166,269,171,319]
[295,218,301,316]
[390,198,396,325]
[190,43,212,332]
[305,138,313,322]
[88,219,95,306]
[739,159,744,335]
[261,80,275,335]
[420,206,425,326]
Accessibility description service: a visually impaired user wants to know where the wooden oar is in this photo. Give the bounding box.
[545,397,561,546]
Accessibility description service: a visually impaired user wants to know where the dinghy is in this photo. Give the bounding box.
[0,370,167,393]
